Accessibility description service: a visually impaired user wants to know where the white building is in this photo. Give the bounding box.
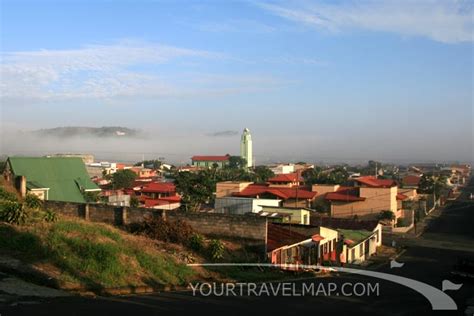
[240,128,253,168]
[269,163,295,175]
[214,197,280,215]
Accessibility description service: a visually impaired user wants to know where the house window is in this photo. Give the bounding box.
[351,248,355,261]
[359,243,364,255]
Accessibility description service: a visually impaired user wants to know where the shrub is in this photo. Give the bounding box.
[0,187,18,202]
[188,233,205,252]
[43,209,58,223]
[378,210,395,221]
[129,217,194,244]
[25,194,42,210]
[83,191,100,203]
[0,201,29,225]
[208,239,225,261]
[396,217,409,227]
[130,196,139,208]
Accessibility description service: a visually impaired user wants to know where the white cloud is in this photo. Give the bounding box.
[259,0,473,43]
[0,40,227,102]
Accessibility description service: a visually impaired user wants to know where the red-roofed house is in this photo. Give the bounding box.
[268,224,339,267]
[401,175,421,188]
[191,154,230,169]
[133,181,181,210]
[267,172,304,187]
[353,176,397,188]
[312,178,416,221]
[225,183,317,208]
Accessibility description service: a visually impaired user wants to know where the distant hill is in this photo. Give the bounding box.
[33,126,142,138]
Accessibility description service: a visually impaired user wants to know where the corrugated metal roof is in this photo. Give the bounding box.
[8,157,99,203]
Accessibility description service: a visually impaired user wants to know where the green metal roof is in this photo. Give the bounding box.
[338,229,374,245]
[7,157,99,203]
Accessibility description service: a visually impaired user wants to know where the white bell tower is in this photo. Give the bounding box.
[240,128,253,168]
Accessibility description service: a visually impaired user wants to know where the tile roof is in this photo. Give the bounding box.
[268,173,303,183]
[144,199,170,207]
[158,195,181,202]
[141,182,176,193]
[325,187,365,202]
[191,155,230,162]
[267,223,308,252]
[396,193,408,201]
[354,176,397,188]
[311,234,325,242]
[338,229,374,246]
[232,184,317,200]
[402,175,421,187]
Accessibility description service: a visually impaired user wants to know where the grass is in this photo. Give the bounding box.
[0,217,196,291]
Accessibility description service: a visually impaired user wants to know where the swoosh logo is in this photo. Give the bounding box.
[187,263,458,310]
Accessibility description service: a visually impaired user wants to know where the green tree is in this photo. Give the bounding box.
[111,169,137,189]
[83,191,100,203]
[418,174,447,197]
[134,159,162,170]
[313,199,330,213]
[0,160,6,174]
[252,166,274,183]
[174,171,215,212]
[302,166,348,185]
[378,210,395,221]
[227,156,247,169]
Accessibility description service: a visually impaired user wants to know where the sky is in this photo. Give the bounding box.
[0,0,473,164]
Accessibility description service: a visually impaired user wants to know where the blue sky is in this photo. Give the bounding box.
[1,0,472,163]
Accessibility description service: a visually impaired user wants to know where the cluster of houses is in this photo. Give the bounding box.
[267,218,382,267]
[2,142,470,267]
[215,173,417,223]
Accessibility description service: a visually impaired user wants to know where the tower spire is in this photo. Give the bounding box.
[240,128,253,168]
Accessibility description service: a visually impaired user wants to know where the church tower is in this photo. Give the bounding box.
[240,128,253,168]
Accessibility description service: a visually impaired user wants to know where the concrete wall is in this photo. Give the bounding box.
[167,212,267,242]
[330,187,398,219]
[215,181,253,198]
[311,184,340,200]
[42,200,267,246]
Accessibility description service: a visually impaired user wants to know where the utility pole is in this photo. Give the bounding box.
[295,169,299,208]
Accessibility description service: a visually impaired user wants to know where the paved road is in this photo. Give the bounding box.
[2,189,474,315]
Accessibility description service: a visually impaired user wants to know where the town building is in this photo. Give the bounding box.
[216,180,317,208]
[3,157,100,203]
[259,206,311,225]
[268,224,339,267]
[313,176,416,221]
[214,196,280,215]
[129,181,181,210]
[191,155,230,169]
[268,221,379,267]
[269,163,295,175]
